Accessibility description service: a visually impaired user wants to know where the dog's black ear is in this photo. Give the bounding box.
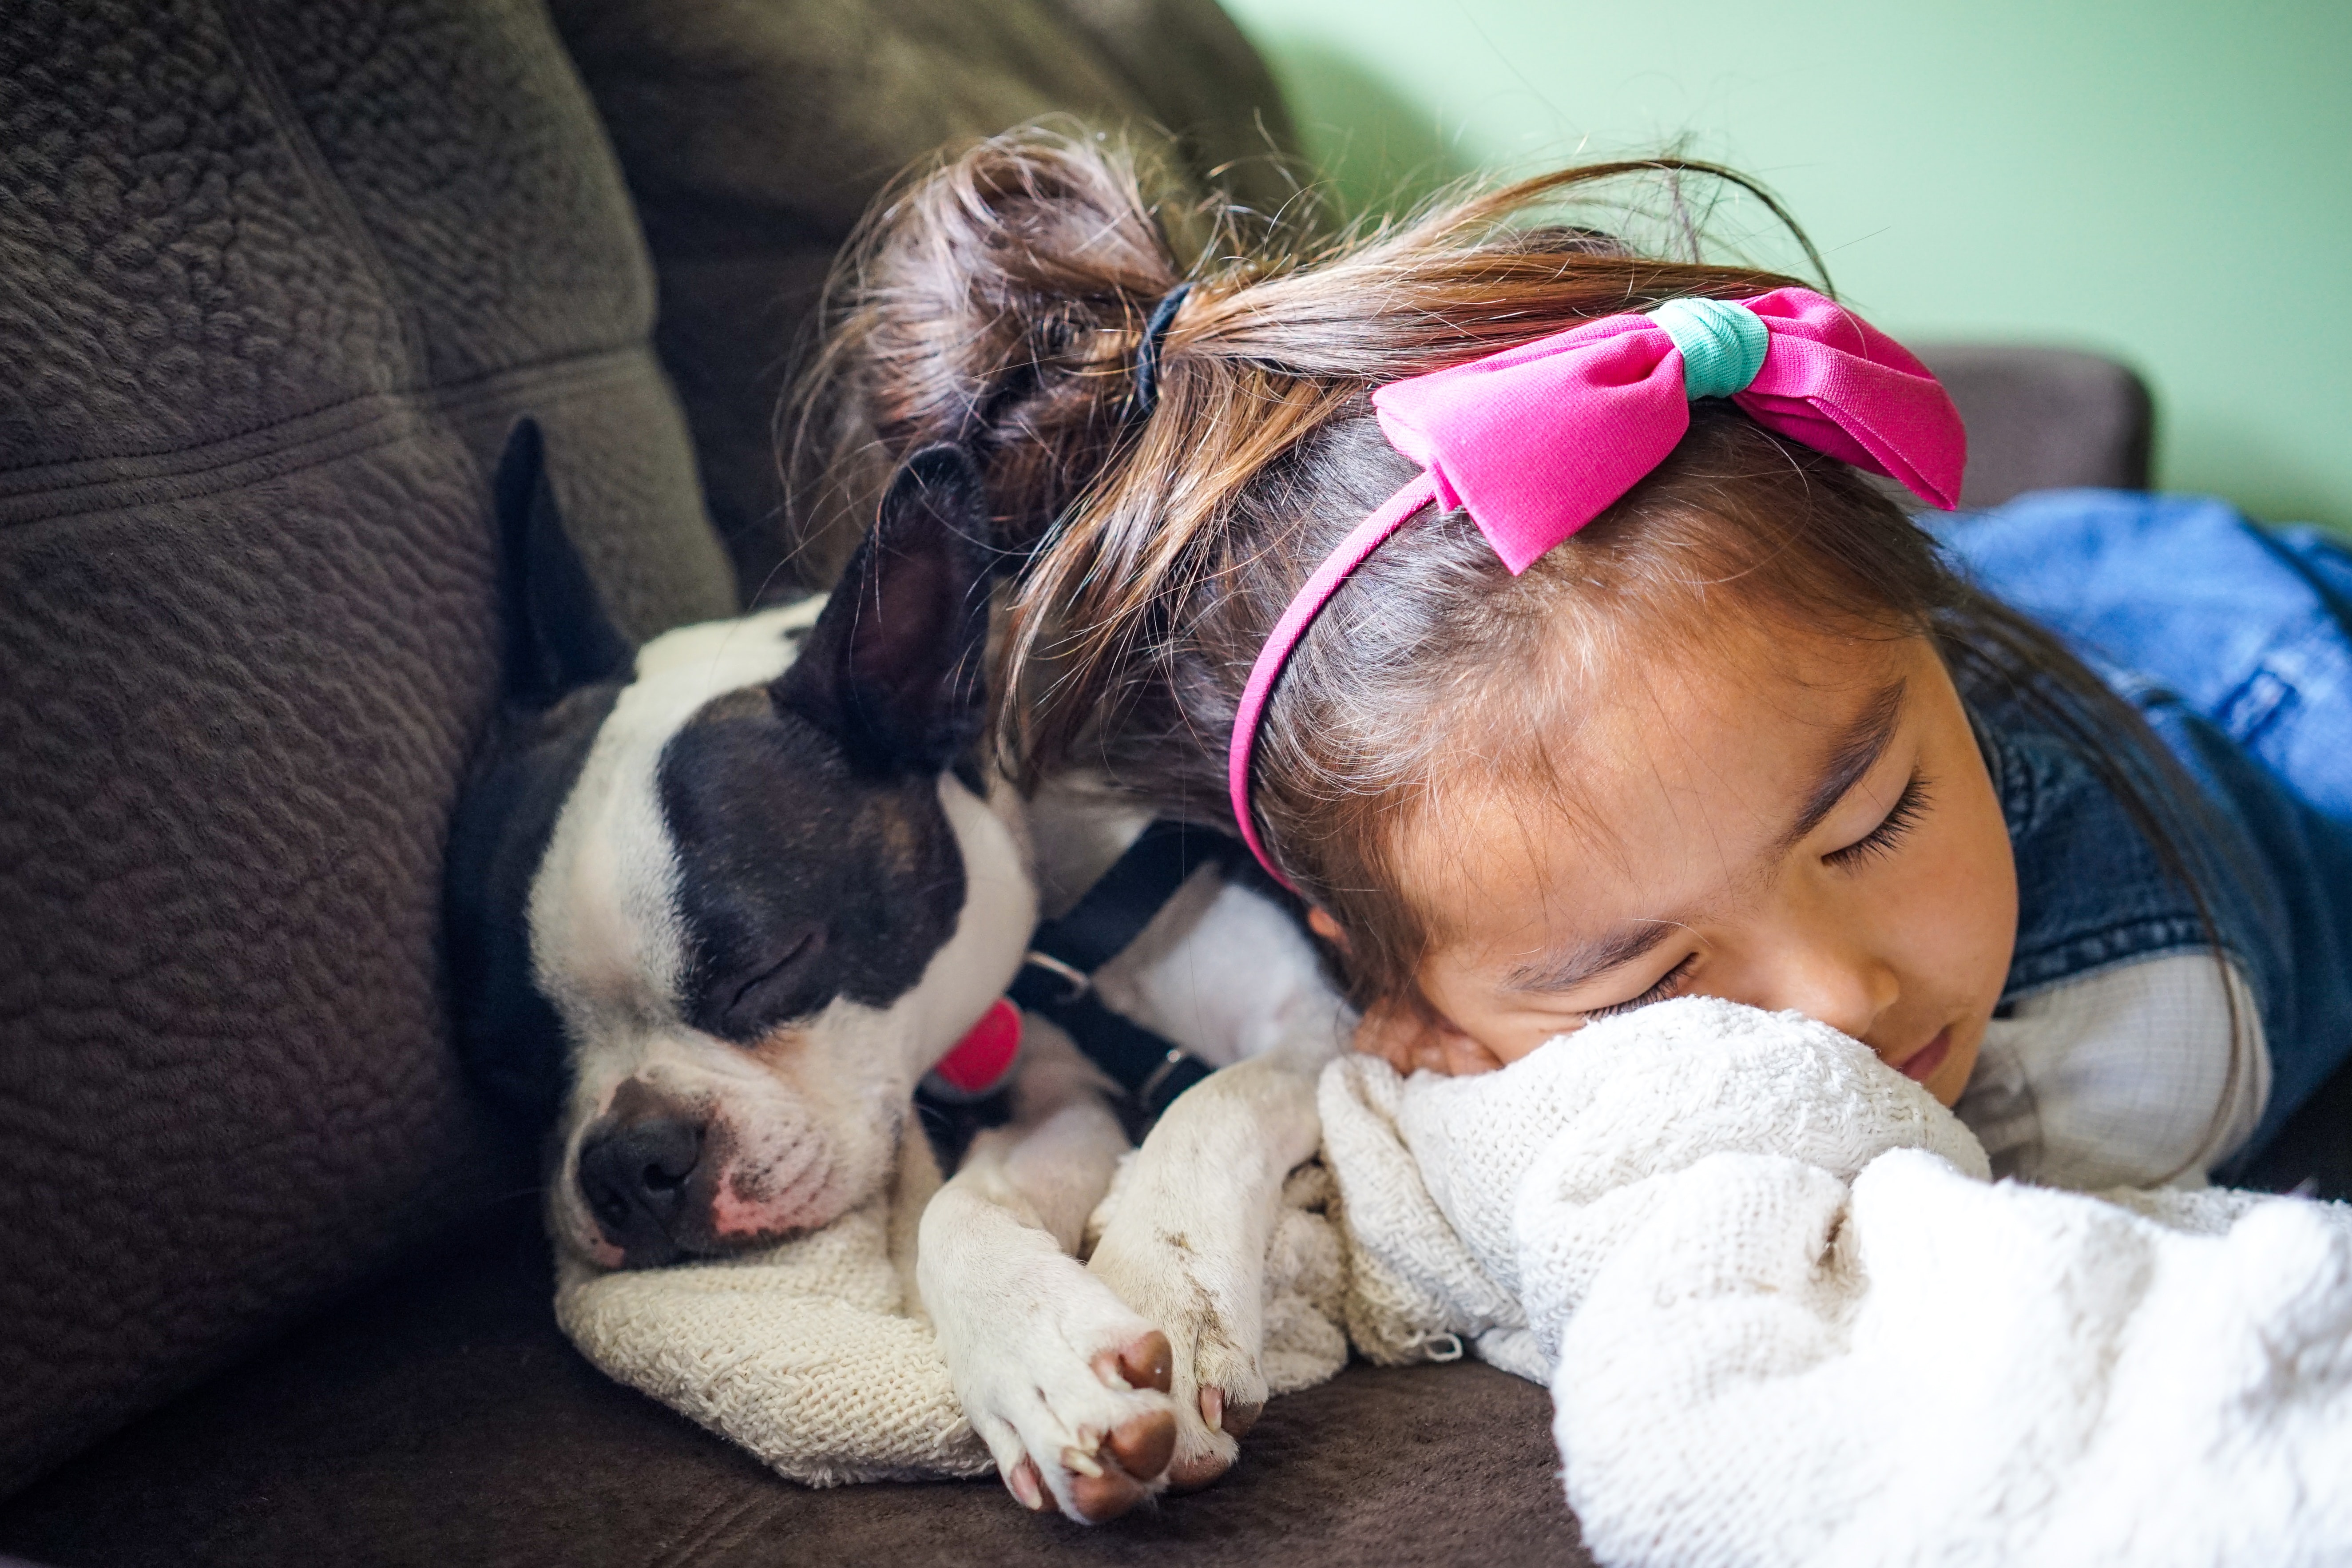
[773,443,993,774]
[493,417,635,706]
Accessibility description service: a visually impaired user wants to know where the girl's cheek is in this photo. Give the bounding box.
[1440,1029,1509,1076]
[1350,996,1515,1076]
[1475,1018,1558,1067]
[1921,751,2021,1004]
[1350,1000,1432,1073]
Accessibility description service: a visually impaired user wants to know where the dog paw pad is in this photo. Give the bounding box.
[1065,1458,1148,1521]
[1108,1408,1177,1481]
[1092,1330,1173,1394]
[1164,1445,1235,1493]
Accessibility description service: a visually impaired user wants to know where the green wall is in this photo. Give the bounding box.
[1219,0,2352,528]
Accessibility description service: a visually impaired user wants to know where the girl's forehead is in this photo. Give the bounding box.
[1402,623,1930,937]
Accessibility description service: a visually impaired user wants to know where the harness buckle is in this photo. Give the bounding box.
[1021,950,1092,1004]
[1135,1046,1191,1109]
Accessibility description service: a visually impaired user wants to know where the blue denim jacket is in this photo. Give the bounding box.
[1939,491,2352,1162]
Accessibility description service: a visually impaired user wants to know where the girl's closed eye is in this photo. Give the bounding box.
[1581,772,1932,1022]
[1825,772,1932,869]
[1584,952,1698,1019]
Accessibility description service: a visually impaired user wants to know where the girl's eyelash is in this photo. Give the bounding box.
[1584,953,1697,1019]
[1826,772,1932,869]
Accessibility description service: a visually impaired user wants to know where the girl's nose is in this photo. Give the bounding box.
[1750,899,1902,1045]
[1771,953,1901,1045]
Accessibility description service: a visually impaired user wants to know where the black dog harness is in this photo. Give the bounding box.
[916,822,1248,1159]
[1010,820,1236,1122]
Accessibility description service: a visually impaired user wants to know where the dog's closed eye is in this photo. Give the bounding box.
[708,926,829,1040]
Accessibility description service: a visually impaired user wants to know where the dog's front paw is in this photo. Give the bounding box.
[990,1324,1179,1523]
[928,1223,1181,1522]
[1086,1215,1267,1492]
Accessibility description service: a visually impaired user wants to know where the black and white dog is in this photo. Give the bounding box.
[446,423,1344,1521]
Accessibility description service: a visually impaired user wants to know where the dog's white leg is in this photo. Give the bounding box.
[1084,1045,1325,1490]
[918,1020,1180,1523]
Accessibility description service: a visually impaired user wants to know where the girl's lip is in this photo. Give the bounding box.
[1898,1027,1953,1084]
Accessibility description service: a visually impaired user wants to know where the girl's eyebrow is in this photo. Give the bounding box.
[1773,679,1908,854]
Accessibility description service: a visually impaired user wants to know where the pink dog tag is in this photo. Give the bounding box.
[927,997,1023,1099]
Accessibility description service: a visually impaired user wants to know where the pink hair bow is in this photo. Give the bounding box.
[1376,286,1964,572]
[1229,286,1967,885]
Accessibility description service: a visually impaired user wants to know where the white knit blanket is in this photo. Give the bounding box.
[555,1123,1349,1486]
[1319,995,2352,1568]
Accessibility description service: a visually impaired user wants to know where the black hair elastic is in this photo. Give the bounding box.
[1129,282,1194,420]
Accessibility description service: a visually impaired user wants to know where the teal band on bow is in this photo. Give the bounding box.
[1646,297,1770,401]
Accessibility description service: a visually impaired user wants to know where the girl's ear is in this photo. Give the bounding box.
[1307,906,1351,952]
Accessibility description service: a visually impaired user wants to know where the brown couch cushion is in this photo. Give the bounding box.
[546,0,1298,591]
[0,0,736,1494]
[1914,345,2154,508]
[0,1202,1593,1568]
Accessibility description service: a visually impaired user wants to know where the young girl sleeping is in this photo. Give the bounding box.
[809,128,2352,1195]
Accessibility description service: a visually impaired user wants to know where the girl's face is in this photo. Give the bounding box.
[1353,620,2017,1108]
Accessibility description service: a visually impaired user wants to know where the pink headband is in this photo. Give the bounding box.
[1226,286,1968,888]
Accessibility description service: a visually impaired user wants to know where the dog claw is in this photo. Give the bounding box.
[1194,1383,1258,1436]
[1042,1404,1177,1523]
[1160,1385,1246,1494]
[1008,1457,1048,1512]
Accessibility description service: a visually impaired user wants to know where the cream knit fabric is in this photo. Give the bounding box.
[555,1146,992,1486]
[556,1105,1350,1486]
[1318,995,2352,1568]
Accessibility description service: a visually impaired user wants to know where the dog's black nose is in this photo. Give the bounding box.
[577,1116,705,1264]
